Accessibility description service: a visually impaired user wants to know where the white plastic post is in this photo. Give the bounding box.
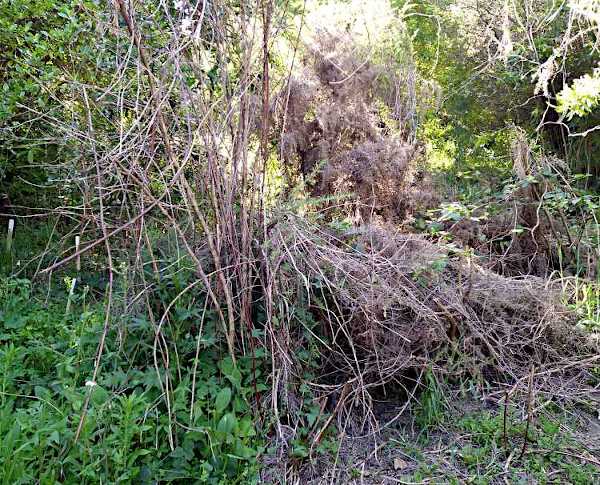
[75,235,81,272]
[65,277,77,316]
[6,219,14,252]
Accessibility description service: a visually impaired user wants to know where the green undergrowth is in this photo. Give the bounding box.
[401,380,599,484]
[450,410,598,484]
[384,411,598,484]
[0,269,267,484]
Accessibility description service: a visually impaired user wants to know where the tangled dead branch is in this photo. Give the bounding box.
[448,132,599,278]
[264,217,598,436]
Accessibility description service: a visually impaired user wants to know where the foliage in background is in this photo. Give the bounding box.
[557,68,600,120]
[396,0,600,192]
[0,0,103,204]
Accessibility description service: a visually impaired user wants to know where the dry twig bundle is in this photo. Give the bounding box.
[265,217,598,432]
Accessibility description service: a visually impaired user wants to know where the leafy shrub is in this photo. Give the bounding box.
[0,0,102,203]
[557,69,600,120]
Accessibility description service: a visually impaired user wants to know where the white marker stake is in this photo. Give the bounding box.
[65,278,77,316]
[6,219,14,253]
[75,235,81,272]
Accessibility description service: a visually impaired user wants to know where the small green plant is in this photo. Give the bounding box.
[414,370,446,430]
[570,280,600,331]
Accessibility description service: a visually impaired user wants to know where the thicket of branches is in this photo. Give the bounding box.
[1,1,599,481]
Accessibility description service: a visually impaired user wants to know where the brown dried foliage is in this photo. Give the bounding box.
[448,134,598,277]
[261,216,598,475]
[272,220,594,386]
[273,30,436,222]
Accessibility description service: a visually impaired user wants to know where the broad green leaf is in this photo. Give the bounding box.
[215,387,231,414]
[217,413,237,435]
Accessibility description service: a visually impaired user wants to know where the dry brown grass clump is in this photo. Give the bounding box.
[266,217,598,429]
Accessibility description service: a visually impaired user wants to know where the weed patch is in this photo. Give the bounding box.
[0,275,266,484]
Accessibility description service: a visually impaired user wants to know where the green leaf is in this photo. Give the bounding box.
[90,385,109,406]
[215,387,231,414]
[229,443,256,459]
[217,413,237,435]
[48,430,60,444]
[237,416,256,438]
